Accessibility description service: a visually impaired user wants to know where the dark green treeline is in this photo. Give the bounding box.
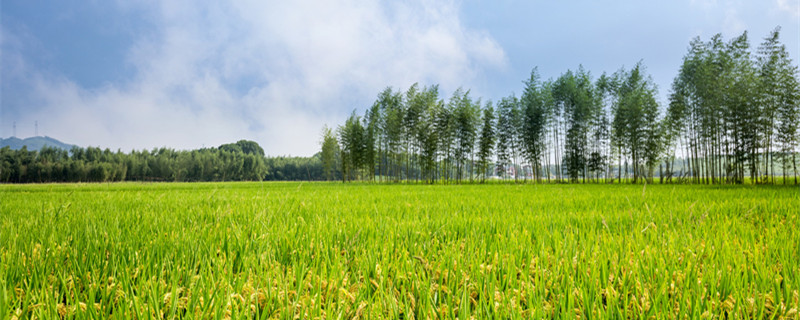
[0,140,326,183]
[323,29,800,184]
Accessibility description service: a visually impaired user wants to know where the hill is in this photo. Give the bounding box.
[0,136,78,151]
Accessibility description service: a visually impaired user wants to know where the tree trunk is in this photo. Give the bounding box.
[793,152,798,185]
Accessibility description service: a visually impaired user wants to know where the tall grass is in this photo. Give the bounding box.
[1,182,798,319]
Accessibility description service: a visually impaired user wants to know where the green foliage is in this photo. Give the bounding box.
[0,141,279,183]
[320,126,340,181]
[496,95,521,179]
[759,27,800,184]
[219,140,265,157]
[324,27,799,185]
[553,67,597,182]
[666,29,800,185]
[338,112,368,181]
[521,68,549,179]
[416,85,442,183]
[612,63,662,183]
[2,182,798,318]
[477,102,496,182]
[451,89,480,182]
[263,155,323,181]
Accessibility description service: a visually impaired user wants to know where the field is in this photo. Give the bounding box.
[1,182,799,319]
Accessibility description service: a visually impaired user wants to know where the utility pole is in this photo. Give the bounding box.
[35,121,38,137]
[12,122,16,137]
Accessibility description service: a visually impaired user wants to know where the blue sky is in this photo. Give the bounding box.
[2,0,798,156]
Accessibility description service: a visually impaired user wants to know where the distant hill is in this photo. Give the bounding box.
[0,136,78,151]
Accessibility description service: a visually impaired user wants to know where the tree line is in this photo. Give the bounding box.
[0,140,326,183]
[322,28,799,184]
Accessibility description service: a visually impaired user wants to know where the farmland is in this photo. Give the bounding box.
[1,182,799,319]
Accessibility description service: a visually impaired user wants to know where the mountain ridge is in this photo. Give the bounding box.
[0,136,78,151]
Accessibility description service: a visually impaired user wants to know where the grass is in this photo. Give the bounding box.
[1,182,798,319]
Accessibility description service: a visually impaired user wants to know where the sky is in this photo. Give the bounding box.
[2,0,799,156]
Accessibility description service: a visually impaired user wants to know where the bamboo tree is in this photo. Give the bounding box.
[412,85,441,183]
[320,125,339,181]
[451,90,480,183]
[554,68,595,182]
[477,101,496,182]
[436,98,455,182]
[496,96,518,181]
[522,68,548,182]
[404,83,422,182]
[595,73,617,182]
[759,27,800,184]
[337,112,366,182]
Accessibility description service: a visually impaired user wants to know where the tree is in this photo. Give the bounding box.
[613,63,661,183]
[451,89,480,183]
[663,29,799,185]
[592,73,614,182]
[404,84,423,182]
[219,140,265,156]
[364,103,381,182]
[521,68,549,182]
[436,97,456,182]
[320,125,339,181]
[496,96,521,180]
[477,102,496,182]
[416,85,442,183]
[338,112,367,182]
[758,27,800,184]
[553,68,594,182]
[380,88,405,182]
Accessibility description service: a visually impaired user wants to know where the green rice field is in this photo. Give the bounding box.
[1,182,799,319]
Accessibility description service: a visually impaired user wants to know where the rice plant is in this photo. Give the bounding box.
[1,182,798,319]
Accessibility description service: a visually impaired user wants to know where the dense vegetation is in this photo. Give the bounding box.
[0,140,328,183]
[2,182,798,319]
[324,29,799,184]
[2,29,797,186]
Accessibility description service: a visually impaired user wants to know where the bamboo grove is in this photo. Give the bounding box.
[323,29,800,184]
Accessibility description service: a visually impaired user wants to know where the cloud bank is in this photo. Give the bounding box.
[2,0,506,156]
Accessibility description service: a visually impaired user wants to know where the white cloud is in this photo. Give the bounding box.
[6,0,506,155]
[688,0,747,36]
[689,0,718,8]
[722,7,746,36]
[776,0,800,17]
